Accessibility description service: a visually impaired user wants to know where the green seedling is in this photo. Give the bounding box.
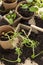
[20,4,29,9]
[6,11,16,25]
[1,47,22,63]
[26,0,33,3]
[29,6,38,12]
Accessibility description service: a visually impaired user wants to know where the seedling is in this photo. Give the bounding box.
[29,0,43,19]
[1,47,22,63]
[21,31,43,59]
[6,10,16,24]
[26,0,33,3]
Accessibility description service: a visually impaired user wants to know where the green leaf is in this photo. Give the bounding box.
[36,0,41,3]
[29,6,38,12]
[17,58,21,63]
[26,0,33,3]
[8,18,13,24]
[6,15,11,19]
[31,54,35,59]
[15,48,22,56]
[11,13,16,19]
[22,38,30,44]
[21,4,29,9]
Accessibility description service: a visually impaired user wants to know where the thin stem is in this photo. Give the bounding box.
[34,51,43,58]
[1,58,18,63]
[21,29,27,37]
[32,46,35,55]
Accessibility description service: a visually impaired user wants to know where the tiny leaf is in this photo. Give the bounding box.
[29,6,38,12]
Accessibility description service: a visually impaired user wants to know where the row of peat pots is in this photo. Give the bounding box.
[0,0,43,28]
[0,0,43,65]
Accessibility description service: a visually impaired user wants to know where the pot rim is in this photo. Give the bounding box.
[2,0,17,5]
[15,1,34,20]
[0,25,14,42]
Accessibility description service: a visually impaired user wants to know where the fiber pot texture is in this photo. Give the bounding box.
[15,1,34,20]
[2,0,17,10]
[0,25,15,49]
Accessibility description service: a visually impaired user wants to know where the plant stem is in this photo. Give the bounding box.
[1,58,18,63]
[34,51,43,58]
[33,46,35,56]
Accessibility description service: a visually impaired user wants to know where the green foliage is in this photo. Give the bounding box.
[26,0,33,3]
[20,4,30,9]
[6,11,16,25]
[29,6,38,12]
[15,47,22,57]
[1,47,22,63]
[15,47,22,62]
[39,12,43,20]
[13,32,20,38]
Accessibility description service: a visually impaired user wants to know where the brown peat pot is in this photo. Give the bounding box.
[0,25,15,49]
[15,1,34,20]
[2,0,17,10]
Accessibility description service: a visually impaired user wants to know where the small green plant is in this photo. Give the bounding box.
[6,10,16,25]
[29,0,43,19]
[1,47,22,63]
[26,0,33,3]
[20,3,30,9]
[21,30,43,59]
[20,0,43,19]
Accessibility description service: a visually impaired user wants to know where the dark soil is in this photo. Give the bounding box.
[19,27,30,36]
[34,16,43,28]
[0,18,9,26]
[0,5,9,16]
[4,0,15,3]
[18,6,34,18]
[19,18,30,26]
[0,31,13,41]
[17,0,24,3]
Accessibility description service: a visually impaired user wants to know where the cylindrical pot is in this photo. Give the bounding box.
[2,0,17,10]
[0,25,15,49]
[15,1,34,20]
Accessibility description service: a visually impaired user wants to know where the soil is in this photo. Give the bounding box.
[4,0,15,3]
[0,18,9,26]
[17,0,24,3]
[19,18,30,25]
[19,27,29,36]
[0,5,9,16]
[34,16,43,28]
[0,32,13,41]
[18,6,34,18]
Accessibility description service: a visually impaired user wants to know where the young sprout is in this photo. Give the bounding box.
[26,0,33,3]
[15,47,22,62]
[6,10,16,25]
[1,47,22,63]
